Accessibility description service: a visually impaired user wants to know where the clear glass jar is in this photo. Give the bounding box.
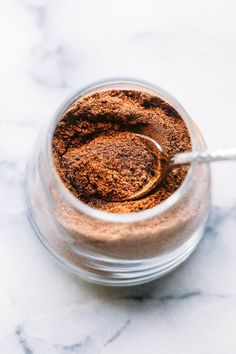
[25,79,211,286]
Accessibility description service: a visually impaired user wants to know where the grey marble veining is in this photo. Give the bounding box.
[1,0,236,353]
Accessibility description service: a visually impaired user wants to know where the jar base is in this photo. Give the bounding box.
[25,177,207,286]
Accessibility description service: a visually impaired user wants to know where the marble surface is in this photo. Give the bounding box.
[1,0,236,353]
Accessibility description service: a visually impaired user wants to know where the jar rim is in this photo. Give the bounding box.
[46,78,200,223]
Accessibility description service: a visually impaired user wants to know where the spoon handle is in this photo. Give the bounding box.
[172,148,236,167]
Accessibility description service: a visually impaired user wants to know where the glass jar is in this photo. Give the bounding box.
[25,79,211,286]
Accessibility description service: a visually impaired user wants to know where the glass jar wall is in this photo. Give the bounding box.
[25,79,211,286]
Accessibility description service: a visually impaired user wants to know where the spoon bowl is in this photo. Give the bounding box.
[111,134,236,202]
[123,134,171,201]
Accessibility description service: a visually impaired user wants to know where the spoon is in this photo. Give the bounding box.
[124,133,236,201]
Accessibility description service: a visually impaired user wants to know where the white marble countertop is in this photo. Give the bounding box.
[1,0,236,353]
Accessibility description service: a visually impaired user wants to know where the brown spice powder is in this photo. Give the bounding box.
[52,89,191,213]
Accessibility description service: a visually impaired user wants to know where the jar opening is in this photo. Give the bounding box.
[46,78,199,223]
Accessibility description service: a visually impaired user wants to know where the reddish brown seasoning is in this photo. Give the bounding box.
[52,89,191,213]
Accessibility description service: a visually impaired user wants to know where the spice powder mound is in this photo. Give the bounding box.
[52,89,191,213]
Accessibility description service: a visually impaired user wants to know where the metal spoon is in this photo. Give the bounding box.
[124,133,236,201]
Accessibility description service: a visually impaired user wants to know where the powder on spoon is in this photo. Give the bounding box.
[63,131,166,202]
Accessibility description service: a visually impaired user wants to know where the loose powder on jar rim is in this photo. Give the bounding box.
[52,89,191,213]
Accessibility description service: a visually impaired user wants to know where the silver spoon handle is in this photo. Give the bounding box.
[172,148,236,167]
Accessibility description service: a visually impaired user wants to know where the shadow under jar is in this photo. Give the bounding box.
[25,79,211,286]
